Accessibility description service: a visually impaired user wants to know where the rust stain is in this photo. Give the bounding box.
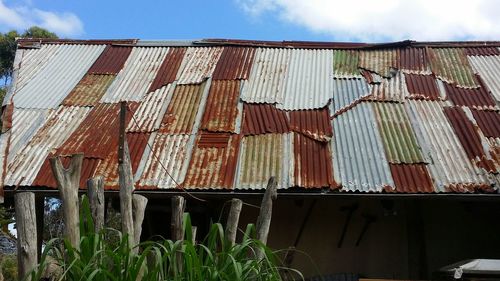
[471,109,500,138]
[201,80,240,133]
[404,73,441,100]
[1,104,14,133]
[389,164,434,193]
[62,74,116,106]
[212,47,256,80]
[241,103,290,135]
[465,47,500,56]
[398,47,429,72]
[443,75,497,109]
[289,108,332,142]
[32,156,100,188]
[148,48,186,93]
[87,45,133,74]
[159,84,204,134]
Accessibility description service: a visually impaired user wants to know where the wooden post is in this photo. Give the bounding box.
[132,194,148,247]
[50,153,83,250]
[171,196,185,241]
[225,198,242,246]
[87,176,105,233]
[256,177,278,259]
[118,101,134,249]
[14,192,37,280]
[191,226,197,244]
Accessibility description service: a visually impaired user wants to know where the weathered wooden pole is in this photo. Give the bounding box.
[171,196,185,241]
[50,153,83,250]
[87,176,105,233]
[225,198,242,246]
[14,192,37,280]
[256,177,278,259]
[191,226,197,244]
[132,194,148,247]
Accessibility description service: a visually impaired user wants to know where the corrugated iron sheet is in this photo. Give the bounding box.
[398,48,430,74]
[87,45,133,74]
[471,109,500,138]
[4,106,91,186]
[441,77,497,109]
[428,48,479,88]
[240,48,291,104]
[367,71,408,102]
[32,157,100,188]
[332,102,394,192]
[332,78,371,115]
[183,132,241,189]
[359,49,398,78]
[200,80,241,133]
[159,84,205,134]
[176,47,223,84]
[212,47,256,80]
[389,164,434,193]
[404,73,441,100]
[148,48,186,93]
[292,133,336,188]
[289,108,332,142]
[241,103,289,135]
[465,47,500,56]
[333,50,361,78]
[373,102,424,164]
[405,100,494,192]
[62,74,115,106]
[468,55,500,102]
[13,44,106,109]
[100,47,169,102]
[127,84,174,132]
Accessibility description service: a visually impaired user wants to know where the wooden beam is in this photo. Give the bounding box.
[171,196,185,241]
[132,194,148,248]
[225,198,242,246]
[87,176,105,233]
[14,192,37,280]
[50,153,83,250]
[256,177,277,259]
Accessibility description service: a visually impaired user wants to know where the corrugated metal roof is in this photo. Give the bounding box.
[373,102,425,164]
[465,47,500,56]
[148,48,186,93]
[241,103,290,135]
[398,47,430,74]
[367,71,408,102]
[292,133,336,188]
[359,49,398,78]
[468,55,500,102]
[32,157,100,188]
[212,47,256,80]
[441,77,497,110]
[428,48,479,88]
[159,84,205,134]
[405,100,494,192]
[235,133,291,189]
[4,106,91,186]
[127,84,174,133]
[62,74,115,106]
[200,80,241,133]
[389,164,434,193]
[333,50,361,78]
[100,47,169,102]
[404,73,441,100]
[240,48,291,104]
[471,109,500,138]
[332,78,371,115]
[87,45,133,74]
[289,108,332,142]
[13,44,106,109]
[332,102,394,192]
[183,132,240,189]
[176,47,223,84]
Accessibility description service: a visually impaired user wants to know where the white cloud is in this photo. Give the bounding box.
[0,0,83,37]
[237,0,500,41]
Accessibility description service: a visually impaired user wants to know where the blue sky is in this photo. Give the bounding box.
[1,0,500,42]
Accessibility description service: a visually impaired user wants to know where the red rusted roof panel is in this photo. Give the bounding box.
[389,164,434,193]
[241,103,290,135]
[148,48,186,93]
[404,73,441,100]
[471,109,500,138]
[32,156,100,188]
[201,80,240,133]
[443,78,497,109]
[183,133,240,189]
[289,108,332,142]
[465,47,500,56]
[2,104,14,132]
[212,47,256,80]
[87,45,133,74]
[159,84,203,134]
[398,47,429,72]
[198,131,231,148]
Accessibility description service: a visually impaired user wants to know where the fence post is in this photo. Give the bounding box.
[14,192,37,280]
[87,176,105,233]
[256,177,278,258]
[225,198,242,246]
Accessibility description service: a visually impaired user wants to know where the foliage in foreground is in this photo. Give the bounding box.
[30,196,302,281]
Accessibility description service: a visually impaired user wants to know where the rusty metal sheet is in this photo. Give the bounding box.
[201,80,241,133]
[332,78,371,115]
[468,55,500,103]
[87,45,133,74]
[159,84,205,134]
[471,109,500,138]
[289,108,332,142]
[359,49,398,78]
[398,47,431,74]
[176,47,224,84]
[241,103,290,135]
[428,48,479,88]
[32,157,100,188]
[235,133,292,189]
[333,50,361,78]
[367,71,408,102]
[148,48,186,93]
[389,164,434,193]
[441,77,497,110]
[212,47,256,80]
[373,102,425,164]
[127,84,175,133]
[1,104,13,132]
[404,73,441,100]
[292,132,336,189]
[465,47,500,56]
[62,74,115,106]
[183,132,241,189]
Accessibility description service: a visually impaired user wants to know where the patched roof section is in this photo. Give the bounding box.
[333,50,361,78]
[441,77,497,110]
[241,103,289,135]
[127,84,174,133]
[468,55,500,103]
[176,47,224,84]
[404,73,441,100]
[359,49,398,78]
[471,109,500,138]
[200,80,241,133]
[398,47,430,74]
[332,78,371,115]
[289,108,332,142]
[367,71,408,102]
[212,47,256,80]
[159,84,205,134]
[389,164,434,193]
[87,45,133,74]
[148,48,186,93]
[464,47,500,56]
[62,74,115,106]
[428,48,479,88]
